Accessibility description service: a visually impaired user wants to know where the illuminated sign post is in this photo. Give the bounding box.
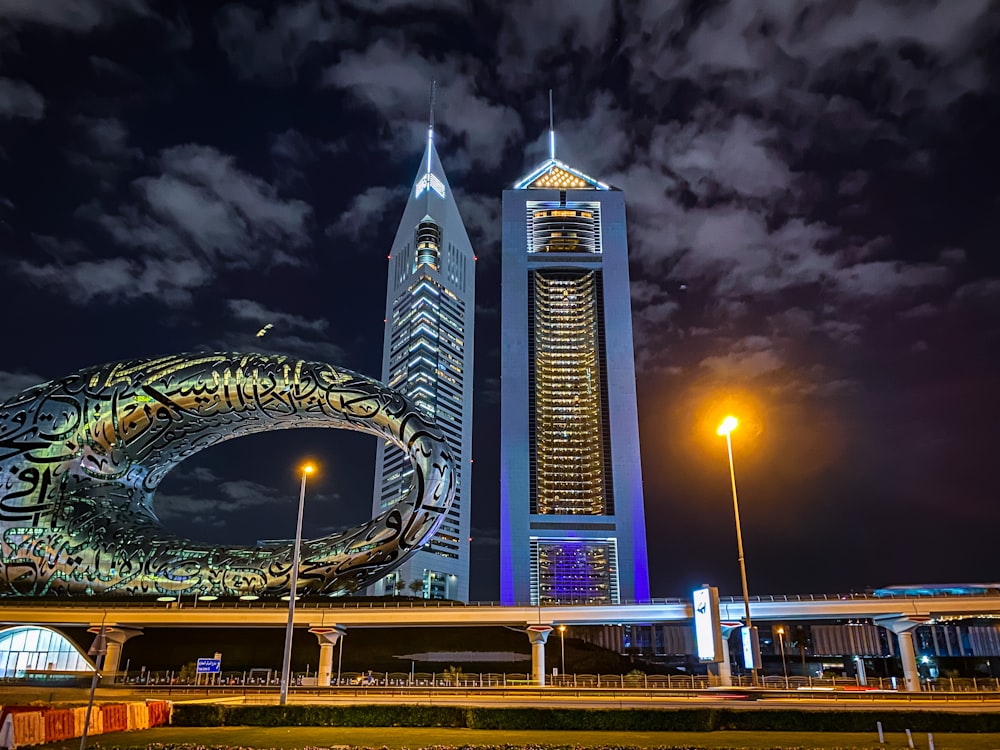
[740,626,761,670]
[196,657,221,674]
[692,585,724,662]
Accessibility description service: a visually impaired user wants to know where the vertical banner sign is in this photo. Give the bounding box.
[741,625,761,670]
[693,585,724,662]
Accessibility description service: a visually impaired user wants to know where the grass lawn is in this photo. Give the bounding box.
[33,725,1000,750]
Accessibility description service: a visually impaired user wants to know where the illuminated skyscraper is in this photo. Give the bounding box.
[370,119,475,601]
[499,131,649,605]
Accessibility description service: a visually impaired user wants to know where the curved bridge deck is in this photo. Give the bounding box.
[3,592,999,628]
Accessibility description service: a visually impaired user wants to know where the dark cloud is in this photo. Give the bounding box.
[89,55,140,80]
[329,185,407,241]
[226,298,328,335]
[67,116,143,188]
[0,78,44,119]
[112,144,312,262]
[323,38,523,171]
[344,0,470,12]
[16,256,211,306]
[269,128,346,189]
[217,298,347,363]
[215,1,350,84]
[59,144,312,269]
[956,278,1000,307]
[174,466,221,484]
[76,116,141,161]
[495,0,617,87]
[450,190,499,262]
[15,143,315,306]
[211,329,348,367]
[0,0,151,33]
[154,478,282,524]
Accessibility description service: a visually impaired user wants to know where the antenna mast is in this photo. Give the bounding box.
[548,88,555,160]
[427,80,436,173]
[429,80,436,131]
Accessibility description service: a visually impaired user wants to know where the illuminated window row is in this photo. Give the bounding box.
[526,200,601,253]
[527,167,593,191]
[415,219,441,269]
[528,538,620,605]
[530,269,608,516]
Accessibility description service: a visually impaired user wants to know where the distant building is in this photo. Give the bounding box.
[499,135,650,605]
[369,120,475,601]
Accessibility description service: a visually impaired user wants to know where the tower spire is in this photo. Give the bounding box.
[414,79,446,200]
[427,80,437,173]
[548,88,555,160]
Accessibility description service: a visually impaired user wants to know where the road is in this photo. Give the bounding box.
[7,685,998,712]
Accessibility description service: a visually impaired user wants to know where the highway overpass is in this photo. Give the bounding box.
[3,592,999,628]
[3,592,1000,692]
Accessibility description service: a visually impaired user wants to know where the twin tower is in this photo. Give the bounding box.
[369,117,650,605]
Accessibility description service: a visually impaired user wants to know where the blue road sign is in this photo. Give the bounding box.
[196,658,221,674]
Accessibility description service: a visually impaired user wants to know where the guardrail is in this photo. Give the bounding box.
[122,682,1000,704]
[109,670,1000,694]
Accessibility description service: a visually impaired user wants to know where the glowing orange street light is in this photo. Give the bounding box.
[717,415,739,436]
[280,461,316,705]
[558,624,566,679]
[776,625,789,687]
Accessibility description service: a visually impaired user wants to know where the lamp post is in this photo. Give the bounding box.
[80,623,107,750]
[336,631,344,687]
[776,626,788,688]
[717,416,757,685]
[558,625,566,683]
[279,462,314,706]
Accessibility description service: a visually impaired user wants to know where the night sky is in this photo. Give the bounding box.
[1,1,999,602]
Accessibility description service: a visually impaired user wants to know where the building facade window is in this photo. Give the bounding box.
[528,269,612,516]
[527,201,601,254]
[415,219,442,269]
[529,538,620,605]
[0,625,93,678]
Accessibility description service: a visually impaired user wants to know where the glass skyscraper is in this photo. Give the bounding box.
[500,146,649,605]
[370,125,475,601]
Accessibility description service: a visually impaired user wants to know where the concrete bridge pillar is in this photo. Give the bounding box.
[309,626,345,687]
[853,654,868,686]
[709,623,743,687]
[88,626,142,684]
[525,625,553,686]
[875,616,928,692]
[895,629,920,692]
[707,651,732,686]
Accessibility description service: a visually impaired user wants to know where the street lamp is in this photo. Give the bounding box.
[717,416,757,684]
[336,631,345,687]
[776,626,789,688]
[558,625,566,682]
[80,623,107,750]
[279,462,314,706]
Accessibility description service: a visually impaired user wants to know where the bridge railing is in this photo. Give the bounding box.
[3,589,998,609]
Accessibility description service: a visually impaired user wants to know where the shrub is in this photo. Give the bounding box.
[170,704,226,726]
[170,702,1000,733]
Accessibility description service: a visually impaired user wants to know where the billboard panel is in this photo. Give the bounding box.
[740,625,761,670]
[693,585,724,662]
